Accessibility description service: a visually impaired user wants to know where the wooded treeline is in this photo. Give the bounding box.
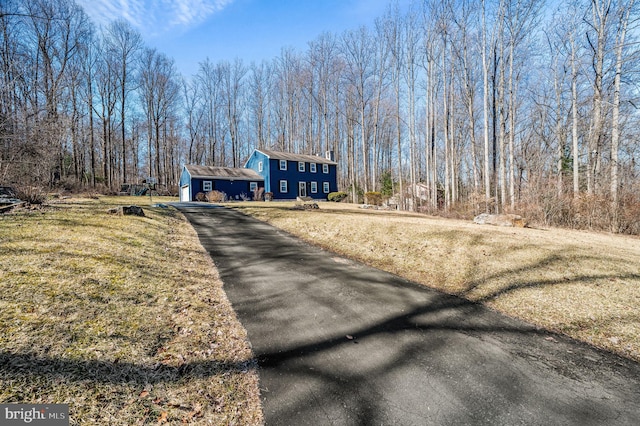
[1,0,639,233]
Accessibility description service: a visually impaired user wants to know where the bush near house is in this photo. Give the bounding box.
[207,190,227,202]
[328,191,348,202]
[253,187,265,201]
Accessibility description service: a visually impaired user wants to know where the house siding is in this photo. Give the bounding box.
[266,158,337,200]
[245,150,271,193]
[184,177,263,201]
[185,149,338,202]
[180,165,264,201]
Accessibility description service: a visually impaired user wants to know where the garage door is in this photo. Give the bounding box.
[180,185,190,202]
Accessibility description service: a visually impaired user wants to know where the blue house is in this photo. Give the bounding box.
[244,149,338,200]
[180,149,338,202]
[179,165,264,202]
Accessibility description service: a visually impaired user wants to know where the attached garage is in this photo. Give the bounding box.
[179,165,264,202]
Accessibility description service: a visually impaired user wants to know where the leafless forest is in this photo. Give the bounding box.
[1,0,639,233]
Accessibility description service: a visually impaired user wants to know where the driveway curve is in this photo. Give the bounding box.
[175,204,640,425]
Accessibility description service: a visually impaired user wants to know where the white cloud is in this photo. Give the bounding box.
[76,0,234,38]
[170,0,234,27]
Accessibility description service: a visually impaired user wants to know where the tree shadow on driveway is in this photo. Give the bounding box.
[178,205,640,426]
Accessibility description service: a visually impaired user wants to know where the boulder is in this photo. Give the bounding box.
[107,205,145,217]
[123,205,145,216]
[473,213,526,228]
[290,203,319,211]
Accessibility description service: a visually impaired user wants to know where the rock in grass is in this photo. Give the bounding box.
[107,205,145,217]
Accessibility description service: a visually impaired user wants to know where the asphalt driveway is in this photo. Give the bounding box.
[175,204,640,425]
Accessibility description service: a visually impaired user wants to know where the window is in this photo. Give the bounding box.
[250,182,258,192]
[298,161,305,172]
[203,181,212,191]
[279,159,287,170]
[258,161,263,172]
[279,180,288,193]
[322,164,329,174]
[311,182,318,193]
[310,163,316,173]
[323,182,330,193]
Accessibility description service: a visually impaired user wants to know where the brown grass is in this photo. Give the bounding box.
[0,196,262,425]
[231,201,640,362]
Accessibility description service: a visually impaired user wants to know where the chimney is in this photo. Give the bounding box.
[325,150,335,162]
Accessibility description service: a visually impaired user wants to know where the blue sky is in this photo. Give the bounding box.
[77,0,406,77]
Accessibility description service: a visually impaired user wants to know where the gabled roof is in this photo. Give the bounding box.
[257,149,337,165]
[184,165,263,181]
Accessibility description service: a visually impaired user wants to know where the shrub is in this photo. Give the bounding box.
[57,177,83,192]
[364,191,382,206]
[207,190,227,202]
[253,187,265,201]
[328,191,347,202]
[15,186,48,204]
[619,193,640,235]
[264,192,274,201]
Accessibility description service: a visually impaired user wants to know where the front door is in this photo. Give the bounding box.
[298,181,307,197]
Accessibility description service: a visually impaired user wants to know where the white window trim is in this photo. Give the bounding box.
[279,180,288,193]
[310,163,316,173]
[203,181,212,191]
[322,164,329,174]
[258,161,263,172]
[298,161,305,172]
[279,160,287,170]
[323,182,330,193]
[311,182,318,193]
[250,182,258,192]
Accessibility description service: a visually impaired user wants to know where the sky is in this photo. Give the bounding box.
[76,0,407,77]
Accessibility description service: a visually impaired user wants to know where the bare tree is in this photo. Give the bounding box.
[610,0,637,230]
[221,58,246,167]
[248,60,271,149]
[341,26,375,194]
[139,48,180,183]
[24,0,91,185]
[481,0,493,212]
[196,58,224,165]
[384,4,405,209]
[104,19,142,184]
[183,76,205,164]
[586,0,611,195]
[451,0,481,205]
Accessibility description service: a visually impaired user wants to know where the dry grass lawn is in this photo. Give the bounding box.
[232,201,640,363]
[0,196,262,425]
